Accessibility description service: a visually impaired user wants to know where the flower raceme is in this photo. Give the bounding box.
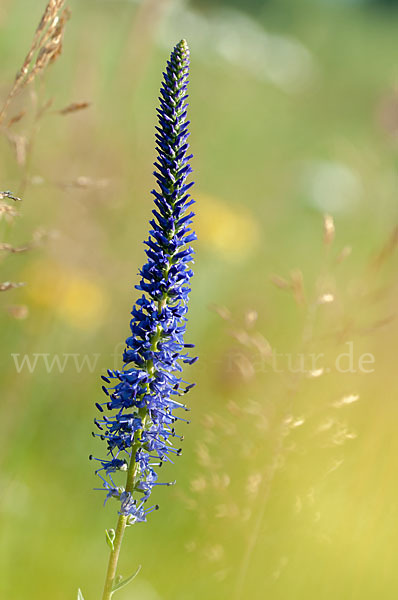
[91,40,196,524]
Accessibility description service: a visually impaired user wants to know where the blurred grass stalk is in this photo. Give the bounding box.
[0,0,70,127]
[0,0,70,300]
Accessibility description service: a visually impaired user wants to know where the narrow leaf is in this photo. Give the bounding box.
[77,589,84,600]
[111,565,141,594]
[105,528,115,551]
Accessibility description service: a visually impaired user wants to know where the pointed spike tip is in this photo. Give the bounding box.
[179,39,189,51]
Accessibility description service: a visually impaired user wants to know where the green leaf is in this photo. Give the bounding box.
[77,589,84,600]
[105,528,116,551]
[111,565,141,595]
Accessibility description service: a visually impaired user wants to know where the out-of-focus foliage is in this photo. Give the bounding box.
[0,1,397,600]
[193,0,270,11]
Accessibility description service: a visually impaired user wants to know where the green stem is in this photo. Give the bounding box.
[100,431,146,599]
[101,513,128,600]
[100,321,162,599]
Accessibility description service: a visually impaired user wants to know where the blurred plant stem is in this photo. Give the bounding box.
[16,78,51,199]
[235,424,286,599]
[114,0,171,94]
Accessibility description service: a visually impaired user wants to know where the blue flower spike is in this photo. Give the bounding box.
[91,39,196,527]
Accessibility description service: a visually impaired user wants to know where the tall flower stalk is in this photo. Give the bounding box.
[91,39,196,600]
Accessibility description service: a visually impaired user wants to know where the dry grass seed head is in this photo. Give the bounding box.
[209,303,232,321]
[371,225,398,271]
[0,0,70,124]
[270,274,291,290]
[0,281,25,293]
[7,304,29,319]
[336,245,352,264]
[323,214,335,246]
[0,191,21,202]
[290,269,306,306]
[58,101,90,115]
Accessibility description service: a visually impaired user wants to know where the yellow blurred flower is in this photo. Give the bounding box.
[196,194,259,261]
[24,259,107,330]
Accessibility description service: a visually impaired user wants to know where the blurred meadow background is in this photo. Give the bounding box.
[1,0,398,598]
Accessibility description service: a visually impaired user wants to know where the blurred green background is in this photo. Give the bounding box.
[1,0,398,598]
